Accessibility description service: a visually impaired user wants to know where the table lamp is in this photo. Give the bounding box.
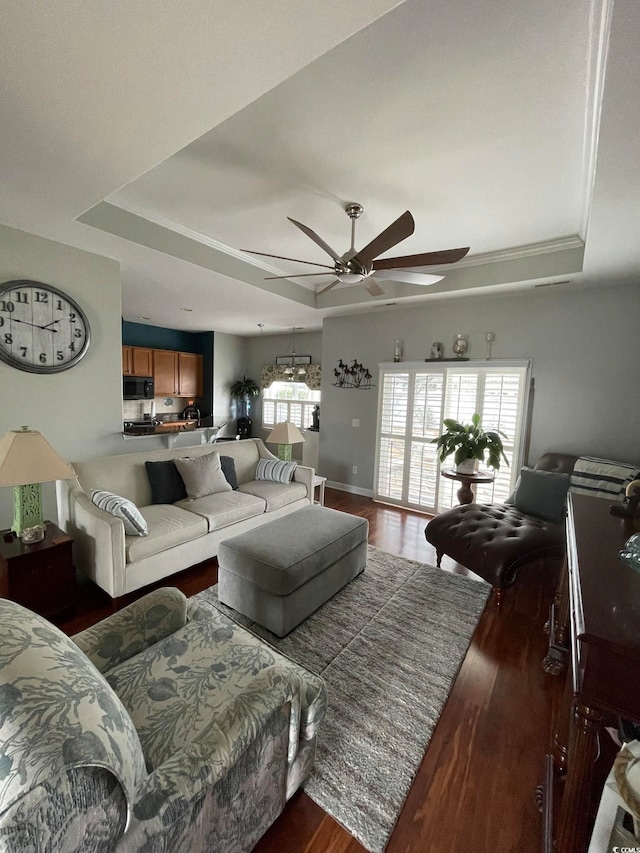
[266,422,305,461]
[0,426,76,543]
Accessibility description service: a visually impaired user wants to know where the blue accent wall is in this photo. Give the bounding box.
[122,320,203,352]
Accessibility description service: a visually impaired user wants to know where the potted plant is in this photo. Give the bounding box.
[230,375,260,422]
[431,413,509,473]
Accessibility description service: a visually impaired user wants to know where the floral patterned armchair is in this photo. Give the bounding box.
[0,588,327,852]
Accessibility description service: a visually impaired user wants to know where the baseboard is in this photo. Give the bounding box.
[326,480,374,498]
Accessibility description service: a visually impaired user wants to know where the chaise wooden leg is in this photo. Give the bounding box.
[493,587,503,608]
[435,550,443,568]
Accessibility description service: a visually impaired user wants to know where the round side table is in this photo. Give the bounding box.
[441,468,495,505]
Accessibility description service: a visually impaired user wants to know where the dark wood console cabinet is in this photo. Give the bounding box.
[0,522,75,620]
[543,493,640,852]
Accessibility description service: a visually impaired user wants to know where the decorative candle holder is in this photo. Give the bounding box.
[453,334,468,358]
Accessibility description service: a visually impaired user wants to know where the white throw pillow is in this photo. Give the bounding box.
[91,490,148,536]
[175,452,232,499]
[255,458,297,484]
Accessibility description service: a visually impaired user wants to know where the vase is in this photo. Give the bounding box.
[456,458,478,474]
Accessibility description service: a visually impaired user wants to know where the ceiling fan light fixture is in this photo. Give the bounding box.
[337,271,364,284]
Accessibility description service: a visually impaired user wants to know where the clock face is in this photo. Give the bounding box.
[0,280,91,373]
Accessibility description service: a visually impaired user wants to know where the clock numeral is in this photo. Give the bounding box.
[69,342,75,352]
[0,317,4,327]
[35,291,48,304]
[4,333,12,345]
[39,353,47,364]
[69,312,76,323]
[0,301,15,313]
[56,299,64,310]
[14,292,28,304]
[74,328,82,338]
[20,347,27,358]
[56,351,64,361]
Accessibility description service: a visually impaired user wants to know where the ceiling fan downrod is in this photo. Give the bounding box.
[340,203,365,282]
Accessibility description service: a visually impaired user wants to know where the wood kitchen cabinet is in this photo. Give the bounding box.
[178,352,203,397]
[153,349,179,395]
[124,346,202,396]
[122,346,153,376]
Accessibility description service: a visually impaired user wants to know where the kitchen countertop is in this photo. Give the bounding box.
[122,418,232,447]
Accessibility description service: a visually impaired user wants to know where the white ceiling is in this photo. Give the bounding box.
[1,0,638,336]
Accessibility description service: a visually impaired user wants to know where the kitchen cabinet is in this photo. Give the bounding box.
[124,346,202,396]
[178,352,203,398]
[153,349,179,395]
[122,346,153,376]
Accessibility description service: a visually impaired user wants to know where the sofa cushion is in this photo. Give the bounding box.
[175,452,232,499]
[220,455,238,490]
[512,467,570,522]
[175,490,266,531]
[255,458,297,484]
[238,479,308,512]
[91,490,148,536]
[126,505,208,563]
[106,600,326,771]
[145,460,187,504]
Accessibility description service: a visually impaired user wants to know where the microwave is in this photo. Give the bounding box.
[123,375,154,400]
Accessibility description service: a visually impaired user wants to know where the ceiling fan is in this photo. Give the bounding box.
[241,203,470,297]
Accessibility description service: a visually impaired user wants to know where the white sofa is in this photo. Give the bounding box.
[56,439,314,600]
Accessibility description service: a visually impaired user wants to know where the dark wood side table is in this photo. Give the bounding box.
[0,522,75,620]
[441,468,495,505]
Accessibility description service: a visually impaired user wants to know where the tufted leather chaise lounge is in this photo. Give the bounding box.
[425,453,577,605]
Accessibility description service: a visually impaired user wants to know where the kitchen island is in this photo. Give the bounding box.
[122,418,231,448]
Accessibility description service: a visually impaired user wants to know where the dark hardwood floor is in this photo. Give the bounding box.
[57,490,614,852]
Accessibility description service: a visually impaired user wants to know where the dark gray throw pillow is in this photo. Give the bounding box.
[513,467,570,522]
[145,460,188,504]
[220,455,238,490]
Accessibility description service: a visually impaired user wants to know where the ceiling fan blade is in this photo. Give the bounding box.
[288,217,343,263]
[352,210,415,268]
[373,270,444,286]
[240,249,335,270]
[317,279,340,296]
[373,246,470,270]
[362,278,386,297]
[264,272,334,280]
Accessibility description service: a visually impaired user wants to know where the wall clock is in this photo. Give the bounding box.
[0,280,91,373]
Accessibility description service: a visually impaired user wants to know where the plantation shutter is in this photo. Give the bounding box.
[375,361,530,513]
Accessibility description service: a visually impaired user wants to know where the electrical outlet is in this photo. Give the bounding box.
[352,418,360,427]
[352,466,358,474]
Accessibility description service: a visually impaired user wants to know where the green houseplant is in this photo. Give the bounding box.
[230,375,260,421]
[229,375,260,400]
[432,413,509,473]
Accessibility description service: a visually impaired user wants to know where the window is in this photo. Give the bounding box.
[374,361,531,514]
[262,381,321,429]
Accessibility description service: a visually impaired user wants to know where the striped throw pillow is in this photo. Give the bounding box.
[570,457,640,501]
[255,458,298,484]
[91,490,148,536]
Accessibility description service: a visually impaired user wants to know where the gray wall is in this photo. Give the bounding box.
[245,330,322,456]
[319,282,640,493]
[0,224,124,526]
[213,331,247,438]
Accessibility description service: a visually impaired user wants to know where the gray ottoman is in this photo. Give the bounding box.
[218,505,368,636]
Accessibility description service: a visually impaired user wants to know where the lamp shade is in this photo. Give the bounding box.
[266,422,305,446]
[0,428,76,487]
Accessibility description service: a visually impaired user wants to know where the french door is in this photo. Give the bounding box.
[374,360,531,514]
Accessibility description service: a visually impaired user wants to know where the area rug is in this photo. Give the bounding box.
[195,546,490,852]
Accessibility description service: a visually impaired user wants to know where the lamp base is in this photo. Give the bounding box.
[277,444,293,461]
[12,483,44,538]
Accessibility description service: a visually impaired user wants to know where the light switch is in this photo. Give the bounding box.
[352,418,360,427]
